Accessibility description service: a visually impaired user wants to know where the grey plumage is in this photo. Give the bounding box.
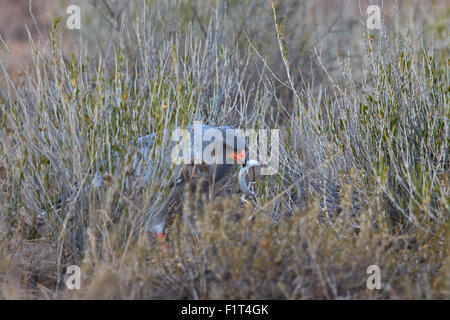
[145,124,249,235]
[39,124,257,239]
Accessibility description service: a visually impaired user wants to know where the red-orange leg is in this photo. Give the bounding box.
[157,232,168,254]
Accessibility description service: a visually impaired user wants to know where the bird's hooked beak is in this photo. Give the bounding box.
[238,159,260,197]
[227,149,246,164]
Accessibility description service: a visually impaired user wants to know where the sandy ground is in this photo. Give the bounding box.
[0,0,55,80]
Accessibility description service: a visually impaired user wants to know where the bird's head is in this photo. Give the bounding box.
[219,126,247,165]
[180,124,260,197]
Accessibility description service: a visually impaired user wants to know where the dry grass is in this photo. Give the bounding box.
[0,0,448,299]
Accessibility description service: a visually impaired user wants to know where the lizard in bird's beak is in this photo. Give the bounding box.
[238,159,260,198]
[226,148,259,198]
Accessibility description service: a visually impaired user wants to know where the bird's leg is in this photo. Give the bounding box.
[157,232,168,254]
